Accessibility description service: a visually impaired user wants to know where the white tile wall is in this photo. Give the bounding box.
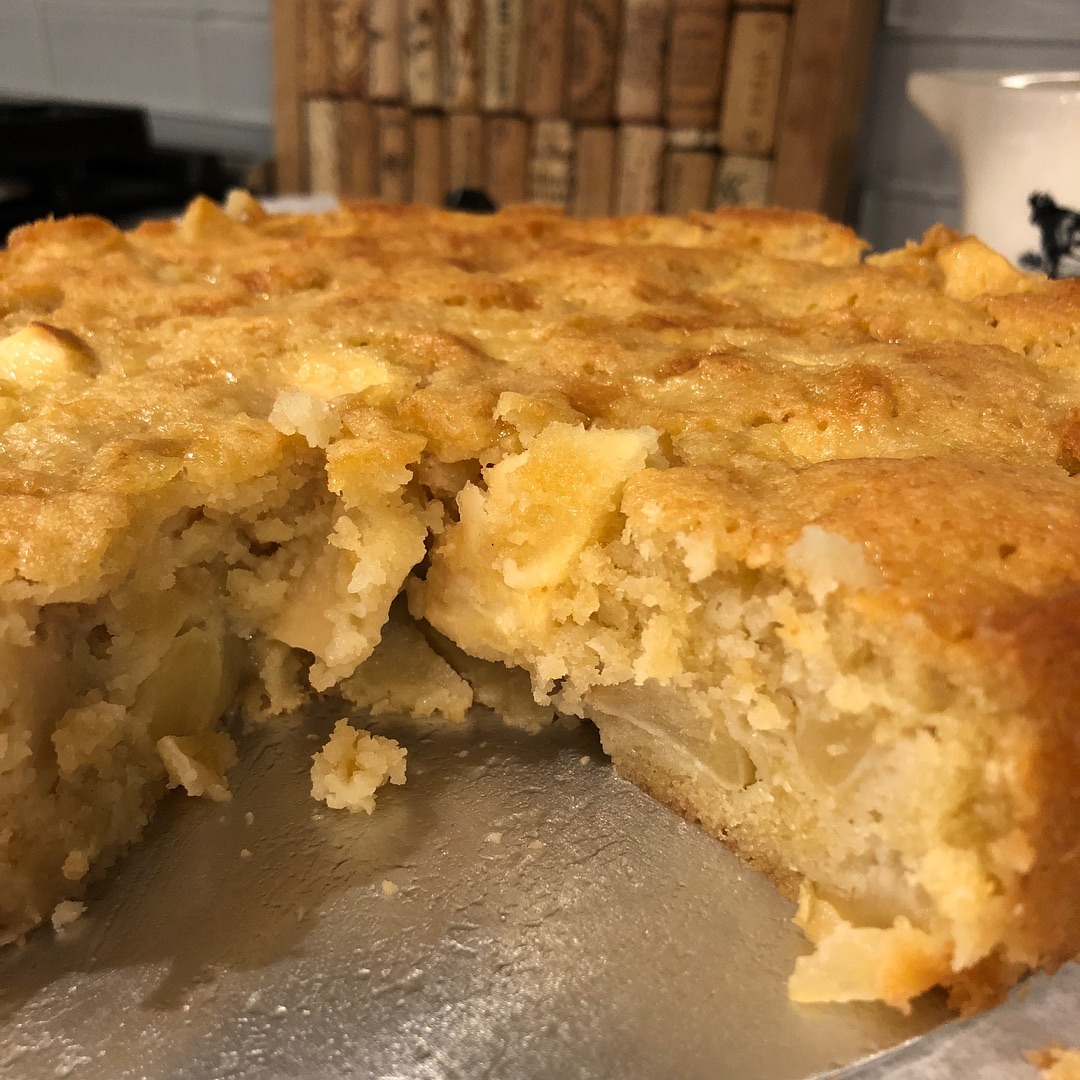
[45,5,204,111]
[854,0,1080,250]
[196,16,273,123]
[0,6,54,98]
[884,0,1080,44]
[0,0,274,157]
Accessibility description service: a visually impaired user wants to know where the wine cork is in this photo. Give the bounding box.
[616,0,668,123]
[566,0,620,122]
[272,0,306,192]
[307,97,342,195]
[719,10,789,155]
[571,125,616,217]
[522,0,569,118]
[663,149,717,214]
[485,115,530,205]
[614,123,665,214]
[412,112,446,205]
[713,153,772,206]
[405,0,440,108]
[447,112,486,190]
[330,0,366,95]
[302,0,334,95]
[482,0,526,112]
[445,0,480,109]
[530,119,574,206]
[376,105,412,201]
[368,0,403,101]
[340,98,376,197]
[665,0,729,128]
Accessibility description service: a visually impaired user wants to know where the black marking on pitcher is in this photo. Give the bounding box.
[1020,192,1080,279]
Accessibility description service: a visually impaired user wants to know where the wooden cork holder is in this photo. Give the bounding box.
[272,0,879,218]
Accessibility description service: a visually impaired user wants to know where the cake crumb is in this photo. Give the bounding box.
[579,755,591,765]
[381,879,399,896]
[157,732,238,802]
[527,839,544,850]
[485,831,503,844]
[51,900,85,932]
[245,811,254,826]
[62,850,89,881]
[310,719,407,813]
[1027,1046,1080,1079]
[240,848,252,859]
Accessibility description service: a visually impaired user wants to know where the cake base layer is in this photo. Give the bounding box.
[2,195,1080,1012]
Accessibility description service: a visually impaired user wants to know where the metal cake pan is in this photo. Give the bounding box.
[0,704,1076,1080]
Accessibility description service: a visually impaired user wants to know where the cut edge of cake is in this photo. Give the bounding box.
[415,420,1080,1014]
[0,193,1078,1021]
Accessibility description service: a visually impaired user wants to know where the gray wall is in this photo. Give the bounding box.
[0,0,274,158]
[854,0,1080,250]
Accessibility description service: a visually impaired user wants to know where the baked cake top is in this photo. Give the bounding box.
[4,194,1080,1013]
[1,193,1079,639]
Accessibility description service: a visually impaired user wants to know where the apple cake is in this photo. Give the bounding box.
[1,192,1079,1014]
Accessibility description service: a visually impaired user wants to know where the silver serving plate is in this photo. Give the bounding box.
[1,705,1077,1079]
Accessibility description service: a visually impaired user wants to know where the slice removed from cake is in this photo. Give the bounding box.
[2,194,1079,1018]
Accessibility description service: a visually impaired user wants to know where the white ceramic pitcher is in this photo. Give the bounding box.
[907,70,1080,277]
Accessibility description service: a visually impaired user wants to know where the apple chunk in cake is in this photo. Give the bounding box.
[2,194,1080,1015]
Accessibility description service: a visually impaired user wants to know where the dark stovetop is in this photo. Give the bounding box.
[0,99,234,237]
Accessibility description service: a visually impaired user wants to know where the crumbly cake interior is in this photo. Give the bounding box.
[2,193,1080,1014]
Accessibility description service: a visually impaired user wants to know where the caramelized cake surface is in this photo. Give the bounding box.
[2,193,1079,1012]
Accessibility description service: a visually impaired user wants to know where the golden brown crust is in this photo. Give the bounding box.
[4,196,1080,1009]
[0,200,871,597]
[979,587,1080,972]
